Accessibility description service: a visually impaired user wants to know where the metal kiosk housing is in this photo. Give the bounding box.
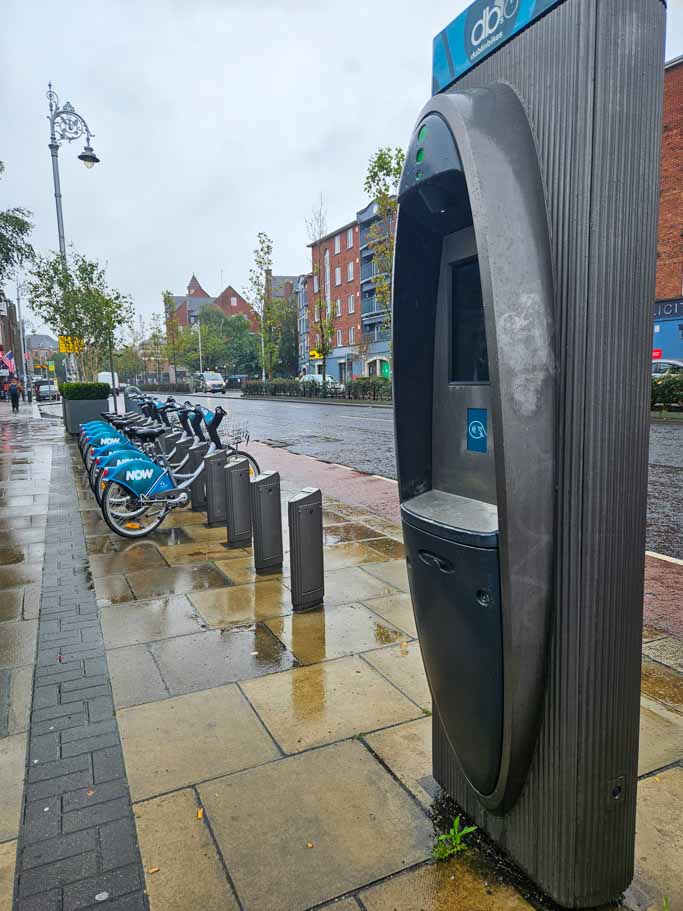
[392,0,665,906]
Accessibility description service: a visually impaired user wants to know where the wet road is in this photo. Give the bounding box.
[41,394,683,557]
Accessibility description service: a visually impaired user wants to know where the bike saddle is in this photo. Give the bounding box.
[128,426,166,441]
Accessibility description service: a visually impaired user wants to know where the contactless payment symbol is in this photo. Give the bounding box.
[467,408,488,453]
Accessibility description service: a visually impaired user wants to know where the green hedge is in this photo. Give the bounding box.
[242,376,392,401]
[59,382,111,401]
[652,372,683,410]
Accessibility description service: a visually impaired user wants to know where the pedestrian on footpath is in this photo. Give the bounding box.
[9,377,21,413]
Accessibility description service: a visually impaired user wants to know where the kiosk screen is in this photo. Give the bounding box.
[450,256,488,383]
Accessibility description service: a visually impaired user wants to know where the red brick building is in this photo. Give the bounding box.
[305,220,362,381]
[653,56,683,362]
[172,275,258,331]
[656,55,683,300]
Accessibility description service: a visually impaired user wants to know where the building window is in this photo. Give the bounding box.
[230,296,237,307]
[334,234,341,254]
[324,250,331,302]
[335,299,342,317]
[336,329,342,347]
[334,266,342,286]
[314,304,320,322]
[313,274,319,293]
[347,227,354,249]
[347,261,354,282]
[349,326,355,345]
[348,294,355,314]
[316,333,320,347]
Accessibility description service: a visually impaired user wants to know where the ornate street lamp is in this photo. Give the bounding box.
[46,83,100,258]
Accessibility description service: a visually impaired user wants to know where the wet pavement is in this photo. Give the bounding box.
[2,400,682,911]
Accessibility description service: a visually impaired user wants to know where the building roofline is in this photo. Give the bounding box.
[665,54,683,70]
[306,219,357,248]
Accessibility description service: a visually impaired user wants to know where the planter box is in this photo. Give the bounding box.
[63,398,110,434]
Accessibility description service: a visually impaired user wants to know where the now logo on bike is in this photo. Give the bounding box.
[125,468,155,481]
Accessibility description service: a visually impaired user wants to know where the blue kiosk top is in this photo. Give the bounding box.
[432,0,564,94]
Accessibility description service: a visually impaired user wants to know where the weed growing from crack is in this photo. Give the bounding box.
[432,815,477,861]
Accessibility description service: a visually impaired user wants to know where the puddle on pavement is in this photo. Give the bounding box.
[149,623,297,694]
[125,563,233,600]
[0,546,28,566]
[0,589,23,622]
[322,523,384,545]
[266,602,404,665]
[640,657,683,711]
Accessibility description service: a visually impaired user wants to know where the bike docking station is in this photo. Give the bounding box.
[393,0,665,907]
[224,456,252,548]
[205,448,228,527]
[250,471,283,575]
[288,488,324,612]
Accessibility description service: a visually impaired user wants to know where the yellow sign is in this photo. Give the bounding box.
[58,335,85,354]
[48,361,55,372]
[309,349,322,359]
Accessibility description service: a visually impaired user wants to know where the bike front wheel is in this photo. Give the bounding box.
[101,481,168,538]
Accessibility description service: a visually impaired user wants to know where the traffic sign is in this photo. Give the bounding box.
[58,335,85,354]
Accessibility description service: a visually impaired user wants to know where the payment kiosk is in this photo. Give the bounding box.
[393,0,665,906]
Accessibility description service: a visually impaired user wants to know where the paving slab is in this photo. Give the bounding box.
[363,640,431,711]
[0,589,23,622]
[100,595,203,649]
[364,716,435,807]
[266,602,404,666]
[0,619,37,669]
[322,523,385,545]
[642,636,683,672]
[361,560,410,592]
[359,856,534,910]
[189,579,291,627]
[125,563,232,600]
[133,789,239,911]
[634,767,683,910]
[214,556,285,586]
[198,739,432,911]
[0,732,27,841]
[7,664,33,735]
[117,683,281,800]
[157,541,249,565]
[107,642,170,708]
[0,840,15,911]
[362,592,418,638]
[366,538,407,561]
[241,655,423,753]
[87,542,168,578]
[638,697,683,775]
[307,565,398,606]
[94,575,135,607]
[149,625,296,695]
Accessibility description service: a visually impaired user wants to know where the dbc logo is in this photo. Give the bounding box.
[465,0,519,54]
[125,468,154,481]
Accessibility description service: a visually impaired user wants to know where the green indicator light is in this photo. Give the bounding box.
[415,170,423,181]
[418,125,427,142]
[416,148,425,163]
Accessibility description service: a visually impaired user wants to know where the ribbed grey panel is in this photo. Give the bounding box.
[432,0,665,906]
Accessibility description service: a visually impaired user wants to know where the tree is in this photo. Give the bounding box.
[305,194,336,394]
[162,290,180,382]
[27,249,134,380]
[115,345,144,383]
[0,161,34,285]
[271,294,298,377]
[244,232,273,381]
[363,147,405,329]
[223,314,260,376]
[147,314,166,382]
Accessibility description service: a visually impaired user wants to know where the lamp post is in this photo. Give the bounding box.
[46,83,100,382]
[193,321,203,374]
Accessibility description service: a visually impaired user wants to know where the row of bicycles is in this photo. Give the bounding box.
[77,393,260,539]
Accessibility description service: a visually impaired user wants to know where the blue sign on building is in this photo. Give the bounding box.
[467,408,488,453]
[433,0,565,94]
[652,298,683,361]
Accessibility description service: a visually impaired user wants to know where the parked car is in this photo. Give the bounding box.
[652,358,683,377]
[192,371,225,393]
[35,379,60,401]
[299,373,343,391]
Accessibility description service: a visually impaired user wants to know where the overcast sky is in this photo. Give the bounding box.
[2,0,682,336]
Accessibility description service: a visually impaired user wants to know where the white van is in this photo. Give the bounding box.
[97,371,120,393]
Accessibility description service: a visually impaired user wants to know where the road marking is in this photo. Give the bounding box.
[645,550,683,566]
